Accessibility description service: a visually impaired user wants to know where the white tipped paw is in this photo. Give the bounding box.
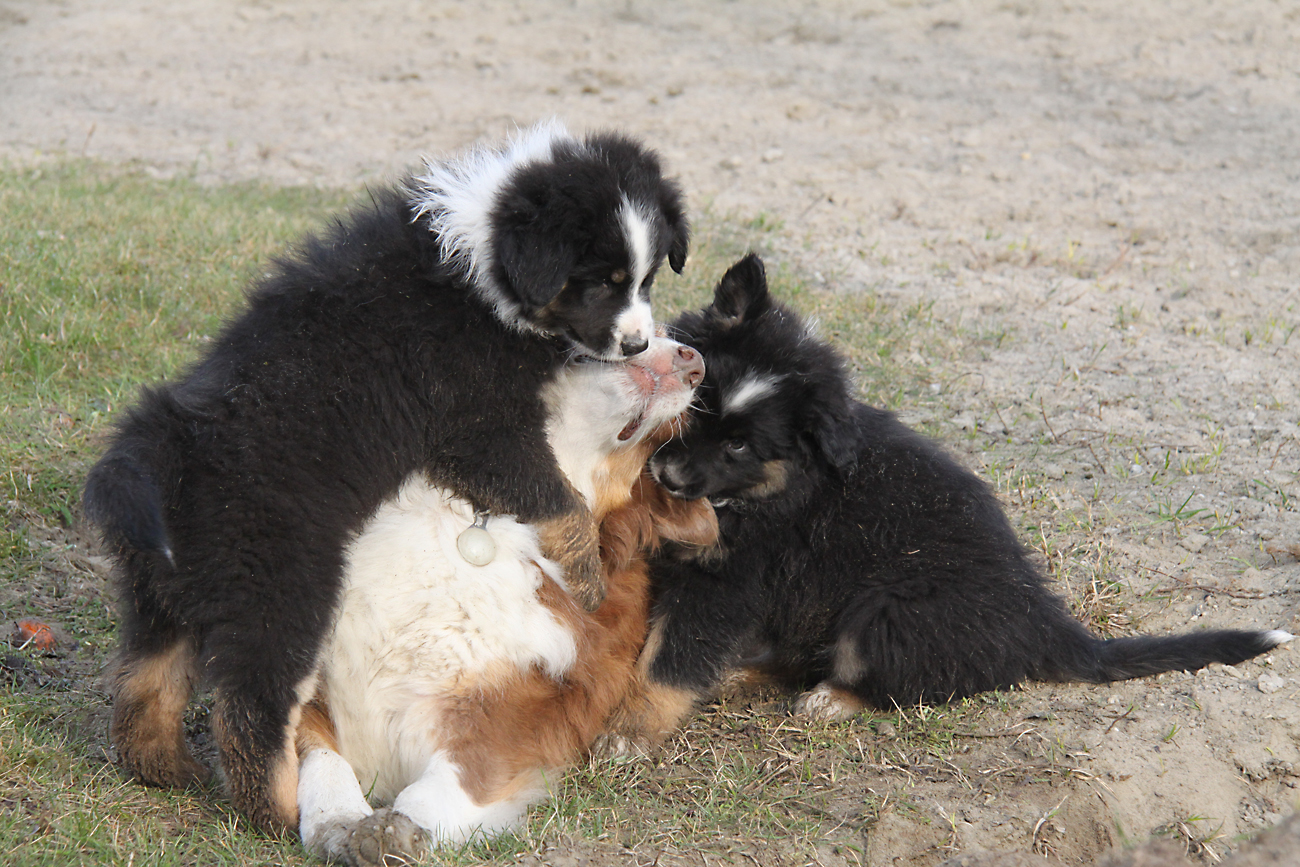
[344,808,430,867]
[794,682,865,723]
[591,732,652,762]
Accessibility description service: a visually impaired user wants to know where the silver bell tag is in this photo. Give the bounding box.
[456,511,496,566]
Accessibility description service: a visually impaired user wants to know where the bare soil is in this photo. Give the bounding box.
[3,1,1298,864]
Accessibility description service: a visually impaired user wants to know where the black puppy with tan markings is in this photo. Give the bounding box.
[83,122,689,831]
[604,254,1292,748]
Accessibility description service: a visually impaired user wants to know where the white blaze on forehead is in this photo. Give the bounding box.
[722,372,783,415]
[619,195,654,291]
[613,196,656,350]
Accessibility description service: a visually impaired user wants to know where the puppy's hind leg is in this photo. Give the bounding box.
[111,635,209,788]
[110,570,208,788]
[211,663,321,834]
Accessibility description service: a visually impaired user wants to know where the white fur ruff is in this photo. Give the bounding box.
[408,119,573,331]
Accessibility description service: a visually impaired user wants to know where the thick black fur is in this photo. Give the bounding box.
[645,254,1289,713]
[82,131,688,830]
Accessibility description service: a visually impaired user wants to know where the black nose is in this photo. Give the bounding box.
[650,457,693,498]
[619,336,649,357]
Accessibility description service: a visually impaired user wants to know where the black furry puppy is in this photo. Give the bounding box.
[82,122,689,831]
[607,254,1291,744]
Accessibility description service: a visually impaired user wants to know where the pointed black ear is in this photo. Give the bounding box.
[711,253,770,323]
[495,216,579,311]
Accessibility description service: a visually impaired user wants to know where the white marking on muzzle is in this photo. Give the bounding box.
[615,197,656,353]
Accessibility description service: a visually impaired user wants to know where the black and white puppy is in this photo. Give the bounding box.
[82,122,689,831]
[610,254,1292,744]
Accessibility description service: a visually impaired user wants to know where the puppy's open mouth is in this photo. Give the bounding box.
[617,415,646,441]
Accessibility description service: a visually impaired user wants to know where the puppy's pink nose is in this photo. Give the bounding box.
[674,345,705,387]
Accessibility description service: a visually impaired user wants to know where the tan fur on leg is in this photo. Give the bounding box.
[212,677,317,832]
[295,695,339,756]
[110,640,209,788]
[536,504,604,611]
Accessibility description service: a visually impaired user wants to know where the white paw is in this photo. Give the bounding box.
[590,732,652,762]
[794,682,863,723]
[344,808,430,867]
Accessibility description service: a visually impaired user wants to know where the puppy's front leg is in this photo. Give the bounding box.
[535,496,603,610]
[596,677,700,759]
[297,747,373,862]
[390,750,526,844]
[595,617,702,758]
[298,749,431,867]
[436,426,605,610]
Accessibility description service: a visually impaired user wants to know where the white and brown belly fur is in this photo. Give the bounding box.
[295,337,701,859]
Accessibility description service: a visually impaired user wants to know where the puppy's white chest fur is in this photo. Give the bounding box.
[322,477,575,802]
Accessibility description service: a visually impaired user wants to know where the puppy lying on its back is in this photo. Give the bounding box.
[605,255,1291,746]
[297,336,714,866]
[83,122,689,830]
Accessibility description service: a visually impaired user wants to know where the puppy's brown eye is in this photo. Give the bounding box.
[610,269,629,285]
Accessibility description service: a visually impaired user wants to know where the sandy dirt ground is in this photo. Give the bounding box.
[3,1,1299,864]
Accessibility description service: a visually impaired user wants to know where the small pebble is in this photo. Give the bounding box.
[1258,672,1285,694]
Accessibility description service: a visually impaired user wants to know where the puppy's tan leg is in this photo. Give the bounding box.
[536,504,604,611]
[111,639,209,788]
[596,618,700,758]
[597,678,700,759]
[213,670,319,833]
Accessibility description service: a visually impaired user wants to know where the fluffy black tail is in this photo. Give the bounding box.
[83,438,173,562]
[1052,627,1293,684]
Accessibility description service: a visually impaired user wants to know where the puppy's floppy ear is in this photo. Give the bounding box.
[800,363,860,470]
[496,222,579,311]
[667,211,690,274]
[711,253,770,324]
[811,402,860,469]
[494,190,581,311]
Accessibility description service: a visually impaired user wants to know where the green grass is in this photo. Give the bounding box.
[1,161,356,866]
[2,162,351,525]
[0,160,966,865]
